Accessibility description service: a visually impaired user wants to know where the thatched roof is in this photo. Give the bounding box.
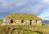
[5,13,42,20]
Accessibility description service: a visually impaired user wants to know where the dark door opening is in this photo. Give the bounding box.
[30,20,32,25]
[10,19,13,23]
[21,20,24,23]
[36,20,37,23]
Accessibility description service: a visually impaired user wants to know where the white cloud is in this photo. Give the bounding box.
[39,9,49,20]
[42,0,49,3]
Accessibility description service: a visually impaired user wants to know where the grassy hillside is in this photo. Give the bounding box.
[0,24,49,34]
[0,19,3,24]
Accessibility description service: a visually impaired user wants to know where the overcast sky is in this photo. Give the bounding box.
[0,0,49,20]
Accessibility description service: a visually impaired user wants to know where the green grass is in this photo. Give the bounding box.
[5,13,41,20]
[0,19,3,24]
[0,24,49,34]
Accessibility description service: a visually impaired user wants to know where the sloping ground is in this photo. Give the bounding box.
[5,13,42,20]
[0,24,49,34]
[0,13,43,34]
[0,19,3,24]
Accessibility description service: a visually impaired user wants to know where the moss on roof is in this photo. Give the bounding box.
[5,13,42,20]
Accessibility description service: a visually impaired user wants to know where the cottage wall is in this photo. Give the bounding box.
[15,20,30,25]
[31,20,37,25]
[23,20,30,25]
[3,18,42,25]
[3,18,6,23]
[6,19,10,25]
[15,20,21,25]
[37,20,42,23]
[37,20,42,25]
[3,18,10,25]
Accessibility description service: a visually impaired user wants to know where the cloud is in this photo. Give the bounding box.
[0,0,30,12]
[42,0,49,4]
[0,0,49,20]
[7,0,44,15]
[39,8,49,20]
[0,0,46,13]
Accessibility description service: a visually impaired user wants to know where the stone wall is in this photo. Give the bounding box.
[3,18,42,25]
[3,18,10,25]
[31,20,37,25]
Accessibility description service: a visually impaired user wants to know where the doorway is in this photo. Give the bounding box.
[30,20,32,25]
[10,19,13,23]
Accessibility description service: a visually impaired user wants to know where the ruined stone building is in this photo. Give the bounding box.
[3,13,42,25]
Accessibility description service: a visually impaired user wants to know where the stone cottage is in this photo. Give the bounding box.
[3,13,42,25]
